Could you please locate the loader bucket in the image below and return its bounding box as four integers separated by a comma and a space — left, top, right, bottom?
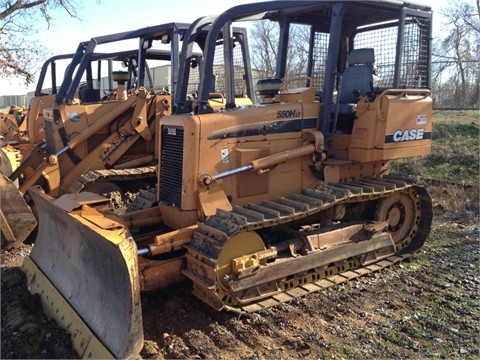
0, 174, 37, 248
23, 188, 143, 359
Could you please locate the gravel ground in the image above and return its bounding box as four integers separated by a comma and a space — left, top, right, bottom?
1, 184, 479, 359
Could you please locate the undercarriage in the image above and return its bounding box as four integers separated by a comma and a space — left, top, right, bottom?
184, 176, 432, 312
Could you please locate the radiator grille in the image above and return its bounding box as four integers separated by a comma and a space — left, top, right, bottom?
160, 126, 184, 207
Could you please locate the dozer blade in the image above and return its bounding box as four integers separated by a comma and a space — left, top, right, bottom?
23, 188, 143, 359
0, 174, 37, 248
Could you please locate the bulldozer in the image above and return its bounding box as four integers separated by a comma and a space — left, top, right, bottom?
0, 105, 27, 141
0, 47, 177, 247
1, 22, 253, 248
1, 52, 87, 144
0, 55, 64, 199
0, 53, 79, 247
23, 1, 434, 358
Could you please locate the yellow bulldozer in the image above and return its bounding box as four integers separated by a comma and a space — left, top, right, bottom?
1, 22, 253, 248
0, 105, 27, 141
0, 53, 80, 247
0, 52, 74, 196
0, 23, 194, 248
23, 1, 433, 358
0, 45, 178, 247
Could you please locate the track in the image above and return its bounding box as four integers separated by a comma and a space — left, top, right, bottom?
183, 176, 433, 313
69, 165, 156, 193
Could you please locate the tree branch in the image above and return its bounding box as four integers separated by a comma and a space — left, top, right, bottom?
0, 0, 48, 20
0, 58, 34, 84
463, 16, 480, 33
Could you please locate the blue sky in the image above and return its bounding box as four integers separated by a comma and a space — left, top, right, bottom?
1, 0, 256, 95
0, 0, 450, 96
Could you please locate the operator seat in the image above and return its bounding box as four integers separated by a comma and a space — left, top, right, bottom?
334, 48, 375, 133
78, 83, 101, 103
337, 48, 375, 114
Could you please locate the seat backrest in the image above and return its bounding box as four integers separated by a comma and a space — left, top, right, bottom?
78, 83, 101, 103
339, 48, 374, 104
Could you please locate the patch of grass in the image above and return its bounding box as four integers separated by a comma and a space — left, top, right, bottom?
444, 289, 462, 301
431, 186, 479, 223
399, 261, 423, 271
400, 324, 423, 339
378, 339, 392, 349
432, 110, 480, 125
425, 227, 460, 248
336, 345, 360, 358
432, 122, 479, 139
379, 328, 403, 346
423, 339, 434, 348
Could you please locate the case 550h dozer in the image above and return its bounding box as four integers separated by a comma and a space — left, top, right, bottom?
23, 1, 434, 358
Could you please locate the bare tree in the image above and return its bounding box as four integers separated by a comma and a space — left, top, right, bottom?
286, 24, 310, 77
249, 20, 279, 78
0, 0, 85, 85
433, 0, 480, 108
249, 21, 310, 79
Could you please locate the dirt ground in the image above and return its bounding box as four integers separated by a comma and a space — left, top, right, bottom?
1, 184, 479, 359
